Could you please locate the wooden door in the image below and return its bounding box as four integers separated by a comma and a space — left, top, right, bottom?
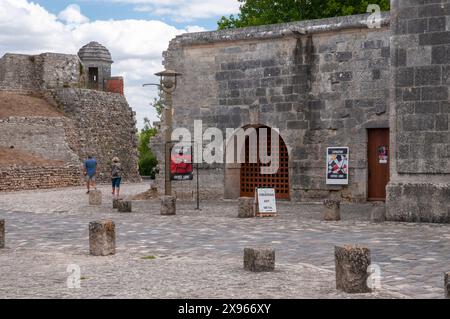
88, 67, 99, 90
240, 127, 290, 199
367, 128, 390, 201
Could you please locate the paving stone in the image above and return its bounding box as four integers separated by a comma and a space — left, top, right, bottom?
89, 220, 115, 256
0, 184, 449, 298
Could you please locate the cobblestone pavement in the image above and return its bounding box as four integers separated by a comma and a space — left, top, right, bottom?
0, 183, 449, 299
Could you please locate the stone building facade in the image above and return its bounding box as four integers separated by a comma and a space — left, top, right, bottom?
155, 13, 392, 202
0, 42, 140, 191
156, 2, 449, 222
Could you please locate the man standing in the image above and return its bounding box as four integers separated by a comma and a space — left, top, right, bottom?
84, 155, 98, 194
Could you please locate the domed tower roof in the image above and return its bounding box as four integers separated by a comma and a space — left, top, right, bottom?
78, 41, 113, 63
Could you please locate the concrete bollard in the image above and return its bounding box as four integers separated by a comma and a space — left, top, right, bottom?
445, 272, 450, 299
238, 197, 255, 218
370, 204, 386, 223
117, 200, 132, 213
243, 248, 275, 272
89, 220, 115, 256
112, 198, 122, 209
335, 245, 371, 293
161, 196, 176, 216
0, 219, 4, 249
89, 190, 102, 206
323, 199, 341, 221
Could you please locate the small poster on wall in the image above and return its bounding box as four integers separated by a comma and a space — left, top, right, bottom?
378, 146, 388, 164
326, 147, 349, 185
170, 145, 194, 181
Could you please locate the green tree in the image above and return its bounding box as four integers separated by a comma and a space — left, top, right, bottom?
138, 117, 158, 178
218, 0, 389, 30
137, 89, 166, 178
151, 89, 165, 119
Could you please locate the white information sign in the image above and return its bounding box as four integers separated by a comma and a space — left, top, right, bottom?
255, 188, 277, 214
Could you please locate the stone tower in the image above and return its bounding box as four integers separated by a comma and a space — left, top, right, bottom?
78, 41, 113, 91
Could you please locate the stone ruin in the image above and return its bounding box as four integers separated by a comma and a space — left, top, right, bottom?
0, 42, 140, 191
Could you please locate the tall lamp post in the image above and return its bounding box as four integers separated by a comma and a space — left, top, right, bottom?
154, 69, 182, 196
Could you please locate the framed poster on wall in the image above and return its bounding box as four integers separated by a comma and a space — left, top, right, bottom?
170, 144, 193, 181
326, 147, 349, 185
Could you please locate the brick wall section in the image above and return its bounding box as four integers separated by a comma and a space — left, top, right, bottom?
55, 88, 140, 182
105, 77, 124, 95
157, 13, 391, 202
387, 0, 450, 223
0, 165, 81, 192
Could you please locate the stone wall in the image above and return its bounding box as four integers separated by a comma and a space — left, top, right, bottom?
0, 53, 81, 93
0, 117, 80, 164
0, 165, 81, 192
157, 13, 391, 202
55, 88, 140, 182
387, 0, 450, 222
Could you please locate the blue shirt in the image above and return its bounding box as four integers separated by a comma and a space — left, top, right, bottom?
84, 158, 97, 177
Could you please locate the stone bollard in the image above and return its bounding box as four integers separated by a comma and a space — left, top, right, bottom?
89, 190, 102, 206
238, 197, 255, 218
161, 196, 176, 216
0, 219, 4, 249
243, 248, 275, 272
89, 220, 115, 256
445, 272, 450, 299
323, 199, 341, 221
335, 245, 371, 293
370, 205, 386, 223
112, 198, 122, 209
117, 200, 132, 213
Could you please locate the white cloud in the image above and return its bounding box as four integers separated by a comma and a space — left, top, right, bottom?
58, 4, 89, 25
107, 0, 240, 22
0, 0, 207, 128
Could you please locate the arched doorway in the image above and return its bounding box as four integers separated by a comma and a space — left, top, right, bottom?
240, 125, 290, 199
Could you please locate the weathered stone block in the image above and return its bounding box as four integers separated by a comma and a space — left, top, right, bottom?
89, 220, 115, 256
0, 219, 4, 249
243, 248, 275, 272
335, 245, 371, 293
112, 198, 122, 209
161, 196, 176, 216
323, 199, 341, 221
117, 200, 132, 213
238, 197, 255, 218
89, 190, 102, 206
370, 204, 386, 223
445, 272, 450, 299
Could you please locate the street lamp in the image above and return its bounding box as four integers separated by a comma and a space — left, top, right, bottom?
154, 69, 182, 196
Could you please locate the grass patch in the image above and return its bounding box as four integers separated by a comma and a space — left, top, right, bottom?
141, 255, 156, 260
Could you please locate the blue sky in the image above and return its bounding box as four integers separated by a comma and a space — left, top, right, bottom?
0, 0, 240, 128
32, 0, 237, 30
